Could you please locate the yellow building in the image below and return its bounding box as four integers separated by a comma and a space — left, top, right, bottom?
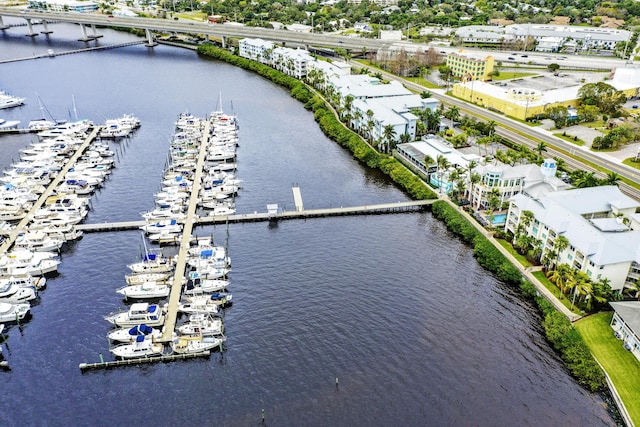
446, 51, 495, 82
452, 68, 640, 121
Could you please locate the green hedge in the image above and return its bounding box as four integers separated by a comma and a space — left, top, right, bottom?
520, 282, 606, 392
431, 201, 521, 284
197, 45, 437, 201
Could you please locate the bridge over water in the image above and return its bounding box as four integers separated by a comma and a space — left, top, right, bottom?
0, 7, 392, 51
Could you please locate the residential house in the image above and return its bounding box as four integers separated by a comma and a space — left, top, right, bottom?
610, 302, 640, 362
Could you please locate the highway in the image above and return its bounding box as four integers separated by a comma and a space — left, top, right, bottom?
3, 7, 638, 198
0, 7, 389, 51
0, 7, 632, 71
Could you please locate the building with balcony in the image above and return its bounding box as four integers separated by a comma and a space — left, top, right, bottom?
238, 38, 275, 64
506, 185, 640, 291
469, 158, 569, 211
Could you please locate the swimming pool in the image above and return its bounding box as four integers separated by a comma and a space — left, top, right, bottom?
492, 213, 507, 225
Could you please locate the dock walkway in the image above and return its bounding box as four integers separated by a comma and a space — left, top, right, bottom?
69, 200, 434, 234
159, 118, 212, 343
0, 127, 101, 253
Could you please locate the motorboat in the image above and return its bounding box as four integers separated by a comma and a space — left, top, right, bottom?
127, 253, 175, 274
125, 272, 172, 286
177, 298, 221, 316
110, 335, 164, 359
56, 179, 95, 195
139, 219, 182, 235
147, 231, 183, 245
14, 231, 64, 253
0, 281, 37, 303
0, 91, 25, 110
0, 119, 21, 130
116, 282, 171, 299
183, 292, 232, 307
183, 276, 229, 295
177, 314, 224, 337
105, 302, 165, 327
187, 266, 230, 280
0, 275, 46, 290
0, 250, 60, 276
28, 118, 56, 131
170, 335, 223, 354
107, 323, 162, 343
0, 302, 30, 323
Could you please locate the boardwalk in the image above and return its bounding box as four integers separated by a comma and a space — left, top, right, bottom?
68, 200, 435, 233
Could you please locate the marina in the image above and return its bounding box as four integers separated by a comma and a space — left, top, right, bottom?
0, 20, 616, 426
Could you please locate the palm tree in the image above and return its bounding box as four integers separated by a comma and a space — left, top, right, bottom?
603, 172, 621, 187
553, 234, 569, 269
352, 109, 362, 130
366, 109, 374, 141
399, 133, 411, 144
484, 120, 497, 137
382, 125, 396, 153
536, 142, 548, 157
424, 155, 435, 173
444, 105, 460, 122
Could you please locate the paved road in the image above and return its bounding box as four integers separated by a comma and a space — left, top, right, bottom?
363, 63, 640, 199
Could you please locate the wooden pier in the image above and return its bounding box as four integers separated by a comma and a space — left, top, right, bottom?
159, 118, 212, 343
79, 351, 211, 371
72, 200, 434, 233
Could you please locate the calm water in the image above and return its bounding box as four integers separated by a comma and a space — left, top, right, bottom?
0, 22, 615, 426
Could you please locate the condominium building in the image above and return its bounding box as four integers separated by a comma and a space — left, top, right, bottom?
271, 47, 314, 79
238, 38, 275, 64
469, 159, 569, 210
506, 185, 640, 291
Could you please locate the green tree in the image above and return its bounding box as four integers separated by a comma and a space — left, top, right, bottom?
548, 63, 560, 72
382, 125, 397, 153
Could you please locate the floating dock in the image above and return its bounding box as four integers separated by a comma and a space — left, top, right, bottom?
79, 351, 211, 371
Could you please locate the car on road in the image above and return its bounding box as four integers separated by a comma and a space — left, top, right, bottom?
521, 54, 528, 57
508, 56, 515, 60
633, 105, 639, 109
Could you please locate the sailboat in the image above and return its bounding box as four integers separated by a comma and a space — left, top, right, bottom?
28, 94, 56, 131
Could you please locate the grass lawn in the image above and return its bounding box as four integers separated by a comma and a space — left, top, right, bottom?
492, 72, 537, 80
575, 312, 640, 425
622, 158, 640, 170
581, 120, 606, 129
553, 133, 585, 146
404, 76, 441, 89
496, 239, 533, 267
532, 271, 583, 315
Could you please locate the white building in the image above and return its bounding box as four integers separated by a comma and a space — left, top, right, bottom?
396, 135, 481, 192
454, 24, 631, 52
271, 47, 315, 79
610, 301, 640, 362
470, 158, 570, 210
326, 74, 438, 144
238, 38, 275, 64
27, 0, 99, 12
506, 185, 640, 291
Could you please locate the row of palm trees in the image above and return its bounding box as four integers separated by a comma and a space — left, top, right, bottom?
545, 264, 613, 312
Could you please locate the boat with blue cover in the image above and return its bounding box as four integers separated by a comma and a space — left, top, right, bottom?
108, 323, 162, 343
